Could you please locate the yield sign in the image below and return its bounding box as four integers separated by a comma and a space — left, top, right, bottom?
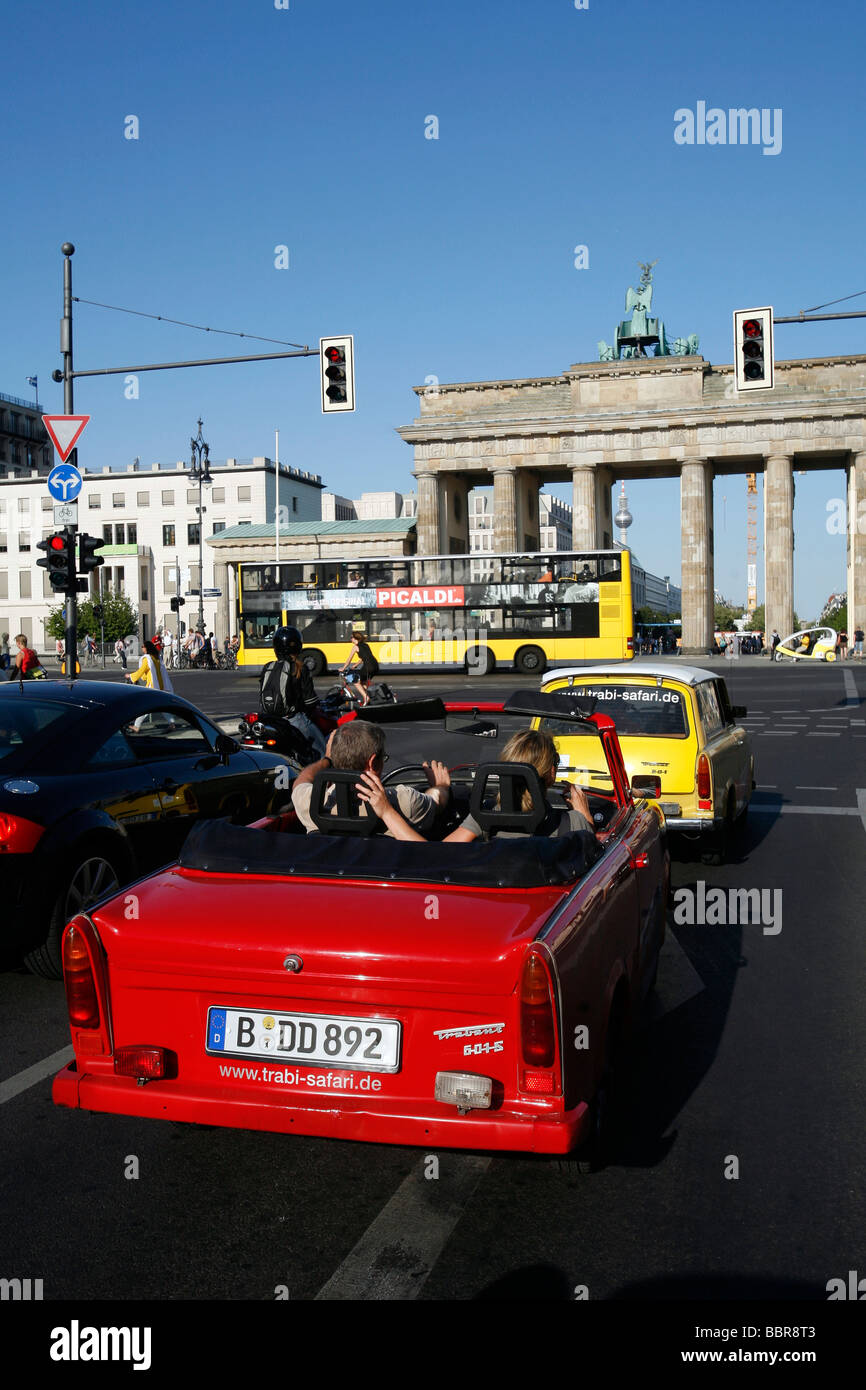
43, 414, 90, 463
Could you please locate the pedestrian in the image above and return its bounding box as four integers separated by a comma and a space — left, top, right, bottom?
163, 630, 174, 669
10, 634, 46, 681
770, 629, 780, 661
852, 626, 865, 659
837, 628, 848, 660
55, 637, 64, 664
204, 632, 216, 669
114, 636, 128, 670
84, 632, 96, 664
126, 639, 173, 691
0, 633, 9, 672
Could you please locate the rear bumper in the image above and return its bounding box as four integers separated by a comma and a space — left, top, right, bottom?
52, 1062, 589, 1155
661, 815, 724, 833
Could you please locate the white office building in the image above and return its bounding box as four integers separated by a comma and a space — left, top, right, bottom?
0, 454, 323, 652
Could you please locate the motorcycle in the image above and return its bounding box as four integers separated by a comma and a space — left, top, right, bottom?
237, 706, 338, 769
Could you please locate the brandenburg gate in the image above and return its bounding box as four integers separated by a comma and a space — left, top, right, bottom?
399, 352, 866, 655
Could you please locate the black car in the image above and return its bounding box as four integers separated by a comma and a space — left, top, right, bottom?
0, 680, 292, 978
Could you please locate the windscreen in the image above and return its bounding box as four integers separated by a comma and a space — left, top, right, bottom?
540, 683, 689, 738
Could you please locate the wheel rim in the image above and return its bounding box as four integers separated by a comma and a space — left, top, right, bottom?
65, 857, 121, 916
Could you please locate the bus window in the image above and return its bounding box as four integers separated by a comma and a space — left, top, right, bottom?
598, 555, 621, 581
241, 612, 282, 647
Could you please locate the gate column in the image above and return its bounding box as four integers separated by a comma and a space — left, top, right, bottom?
848, 451, 866, 639
571, 466, 597, 549
680, 458, 714, 655
492, 467, 519, 552
414, 471, 441, 555
764, 454, 794, 643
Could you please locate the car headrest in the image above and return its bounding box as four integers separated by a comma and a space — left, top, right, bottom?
468, 762, 549, 834
308, 769, 384, 837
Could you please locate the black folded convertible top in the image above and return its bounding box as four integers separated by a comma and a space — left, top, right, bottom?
178, 818, 602, 889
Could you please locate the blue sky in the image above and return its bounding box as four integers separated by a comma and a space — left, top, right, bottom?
3, 0, 864, 618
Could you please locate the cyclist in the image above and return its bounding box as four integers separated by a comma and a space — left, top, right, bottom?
259, 626, 327, 758
339, 630, 378, 708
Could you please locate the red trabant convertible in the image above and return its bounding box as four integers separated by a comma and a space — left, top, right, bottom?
53, 694, 669, 1160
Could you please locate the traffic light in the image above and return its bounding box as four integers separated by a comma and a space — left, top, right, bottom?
320, 335, 355, 413
733, 308, 774, 391
78, 533, 105, 576
37, 530, 75, 592
93, 605, 105, 624
170, 596, 186, 613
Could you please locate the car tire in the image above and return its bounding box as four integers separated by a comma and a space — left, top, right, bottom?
700, 791, 736, 867
514, 645, 546, 675
24, 848, 124, 980
303, 649, 326, 677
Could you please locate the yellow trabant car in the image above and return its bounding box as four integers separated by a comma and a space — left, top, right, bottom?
536, 664, 754, 863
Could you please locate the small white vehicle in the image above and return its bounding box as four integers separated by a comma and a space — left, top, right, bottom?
775, 627, 838, 662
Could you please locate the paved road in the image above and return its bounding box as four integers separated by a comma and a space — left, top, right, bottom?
1, 659, 864, 1304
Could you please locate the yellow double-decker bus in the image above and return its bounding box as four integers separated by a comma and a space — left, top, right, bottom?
236, 549, 634, 676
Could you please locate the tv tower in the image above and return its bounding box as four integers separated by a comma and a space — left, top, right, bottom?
614, 480, 633, 548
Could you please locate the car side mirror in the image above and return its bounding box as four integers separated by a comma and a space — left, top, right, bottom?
732, 705, 747, 719
215, 732, 240, 766
631, 774, 661, 799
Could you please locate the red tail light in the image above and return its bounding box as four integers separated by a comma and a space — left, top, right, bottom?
63, 922, 101, 1028
519, 949, 559, 1084
0, 813, 44, 854
114, 1046, 170, 1080
697, 754, 711, 803
62, 916, 112, 1057
626, 636, 634, 652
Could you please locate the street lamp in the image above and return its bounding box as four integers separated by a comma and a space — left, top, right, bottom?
189, 418, 212, 635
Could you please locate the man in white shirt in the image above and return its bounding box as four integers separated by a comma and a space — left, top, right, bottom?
292, 722, 449, 835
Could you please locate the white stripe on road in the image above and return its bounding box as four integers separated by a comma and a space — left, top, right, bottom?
795, 786, 837, 790
858, 790, 866, 839
843, 670, 859, 706
750, 805, 861, 816
0, 1046, 73, 1106
315, 1154, 491, 1300
807, 732, 841, 737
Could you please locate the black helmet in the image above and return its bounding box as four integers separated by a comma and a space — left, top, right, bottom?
273, 626, 303, 660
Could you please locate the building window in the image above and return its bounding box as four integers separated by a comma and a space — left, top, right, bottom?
0, 534, 6, 553
292, 496, 298, 513
137, 491, 149, 506
161, 490, 174, 506
17, 498, 30, 520
103, 525, 113, 543
188, 523, 200, 545
20, 571, 31, 598
213, 520, 226, 534
0, 572, 7, 599
41, 497, 53, 512
163, 566, 177, 593
18, 532, 30, 551
127, 523, 137, 544
140, 572, 148, 600
237, 486, 251, 502
187, 490, 199, 505
212, 487, 225, 503
89, 495, 101, 509
112, 493, 125, 507
163, 524, 175, 546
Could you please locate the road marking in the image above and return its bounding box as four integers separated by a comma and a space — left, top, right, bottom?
750, 805, 861, 816
858, 790, 866, 839
758, 731, 797, 736
795, 785, 837, 790
315, 1154, 491, 1300
0, 1046, 74, 1106
647, 933, 705, 1023
806, 732, 840, 737
843, 670, 859, 706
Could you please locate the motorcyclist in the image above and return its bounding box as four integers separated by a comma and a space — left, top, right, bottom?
258, 626, 327, 759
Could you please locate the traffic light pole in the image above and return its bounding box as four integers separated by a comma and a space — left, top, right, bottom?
60, 243, 79, 685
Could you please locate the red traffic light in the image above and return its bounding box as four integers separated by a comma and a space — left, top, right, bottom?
742, 319, 763, 338
49, 535, 65, 551
324, 346, 344, 362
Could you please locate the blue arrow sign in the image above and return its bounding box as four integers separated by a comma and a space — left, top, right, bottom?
47, 464, 83, 503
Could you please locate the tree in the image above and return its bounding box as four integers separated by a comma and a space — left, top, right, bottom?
714, 601, 743, 631
820, 594, 847, 631
45, 590, 138, 645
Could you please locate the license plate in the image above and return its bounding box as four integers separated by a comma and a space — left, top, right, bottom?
206, 1007, 401, 1072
